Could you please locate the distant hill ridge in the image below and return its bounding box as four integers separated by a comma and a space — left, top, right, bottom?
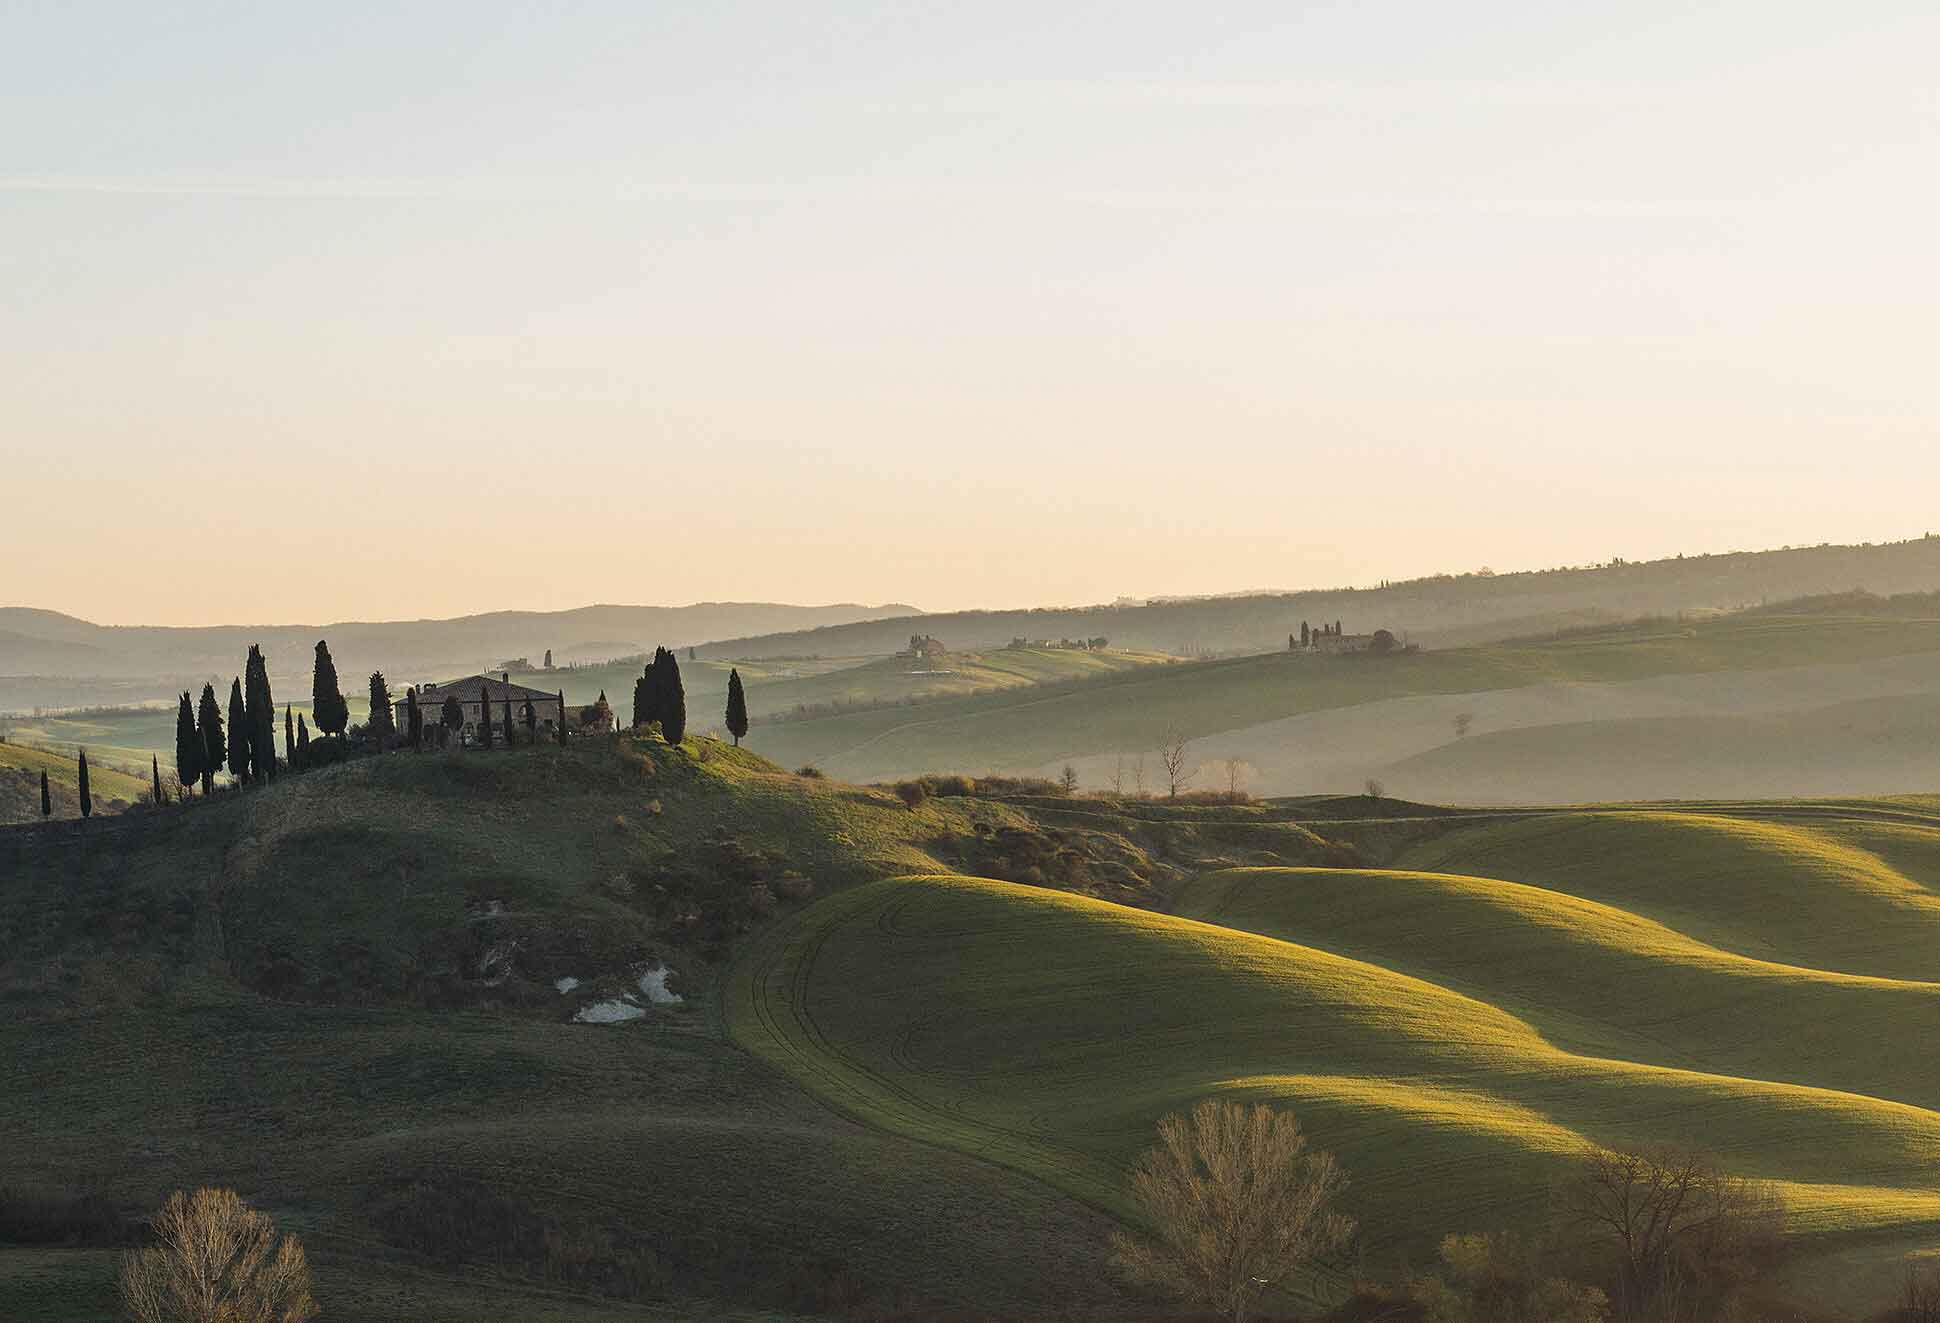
700, 535, 1940, 660
0, 601, 919, 682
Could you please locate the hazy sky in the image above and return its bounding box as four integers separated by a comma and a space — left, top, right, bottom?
5, 2, 1938, 625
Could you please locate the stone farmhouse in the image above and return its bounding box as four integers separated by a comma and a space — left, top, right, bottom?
400, 673, 566, 740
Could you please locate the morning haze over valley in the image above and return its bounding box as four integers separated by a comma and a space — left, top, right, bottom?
7, 4, 1940, 1322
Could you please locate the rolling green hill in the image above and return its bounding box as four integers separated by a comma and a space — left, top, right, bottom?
730, 799, 1940, 1313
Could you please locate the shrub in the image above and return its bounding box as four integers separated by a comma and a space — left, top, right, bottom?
927, 773, 977, 797
893, 780, 931, 810
795, 765, 824, 779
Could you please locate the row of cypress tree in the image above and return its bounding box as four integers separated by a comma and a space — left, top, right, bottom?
170, 644, 285, 794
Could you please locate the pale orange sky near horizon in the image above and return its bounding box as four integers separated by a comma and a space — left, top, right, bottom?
5, 3, 1938, 627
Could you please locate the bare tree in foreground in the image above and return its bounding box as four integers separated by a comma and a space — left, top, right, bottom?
1112, 1098, 1353, 1323
1564, 1146, 1780, 1321
1159, 726, 1193, 799
121, 1187, 317, 1323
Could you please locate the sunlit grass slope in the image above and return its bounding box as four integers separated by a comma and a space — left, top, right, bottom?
728, 872, 1940, 1301
0, 741, 147, 822
1397, 808, 1940, 981
1172, 866, 1940, 1108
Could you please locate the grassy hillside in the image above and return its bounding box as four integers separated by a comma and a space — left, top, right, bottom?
742, 613, 1940, 786
2, 738, 1353, 1321
0, 741, 146, 823
730, 799, 1940, 1312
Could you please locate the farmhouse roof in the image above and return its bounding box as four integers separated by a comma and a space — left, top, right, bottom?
408, 675, 560, 705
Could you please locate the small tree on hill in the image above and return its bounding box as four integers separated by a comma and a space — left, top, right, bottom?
227, 680, 249, 785
725, 668, 749, 745
1060, 764, 1079, 794
77, 749, 92, 819
544, 648, 552, 669
152, 755, 163, 806
197, 683, 225, 794
368, 672, 396, 746
556, 690, 568, 746
175, 692, 203, 795
1112, 1099, 1353, 1323
311, 640, 348, 738
296, 714, 311, 763
119, 1187, 317, 1323
1159, 726, 1193, 799
284, 706, 296, 771
479, 684, 494, 748
40, 769, 50, 817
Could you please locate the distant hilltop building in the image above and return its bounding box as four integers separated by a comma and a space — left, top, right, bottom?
1293, 622, 1401, 655
400, 673, 565, 740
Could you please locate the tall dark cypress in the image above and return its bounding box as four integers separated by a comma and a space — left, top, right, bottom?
77, 750, 92, 819
479, 683, 494, 748
197, 682, 225, 794
725, 668, 748, 746
369, 671, 396, 745
406, 687, 422, 751
556, 690, 568, 747
152, 755, 163, 806
40, 770, 50, 817
175, 691, 203, 793
522, 700, 536, 740
297, 713, 311, 762
228, 679, 249, 784
244, 644, 275, 782
504, 695, 516, 748
659, 649, 686, 745
632, 661, 652, 730
285, 706, 296, 770
312, 640, 349, 737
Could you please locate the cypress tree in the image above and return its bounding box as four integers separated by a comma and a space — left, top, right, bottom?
441, 694, 463, 740
197, 682, 225, 794
77, 750, 91, 819
556, 690, 568, 746
406, 687, 422, 751
369, 672, 396, 746
228, 679, 249, 784
660, 649, 686, 745
285, 706, 296, 770
1335, 619, 1343, 637
312, 640, 349, 737
632, 661, 652, 730
152, 754, 163, 806
479, 683, 494, 748
244, 644, 275, 782
504, 695, 516, 748
725, 669, 748, 746
522, 700, 536, 740
297, 713, 311, 763
40, 770, 50, 817
175, 691, 202, 793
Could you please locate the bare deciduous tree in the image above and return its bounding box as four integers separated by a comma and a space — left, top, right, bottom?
1364, 778, 1384, 800
1112, 1099, 1353, 1323
1059, 764, 1079, 794
1110, 755, 1126, 797
1563, 1146, 1780, 1321
1132, 754, 1147, 797
1222, 757, 1249, 800
1453, 711, 1473, 739
1159, 727, 1193, 799
120, 1188, 317, 1323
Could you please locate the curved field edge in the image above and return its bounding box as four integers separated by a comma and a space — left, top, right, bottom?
725, 874, 1940, 1307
